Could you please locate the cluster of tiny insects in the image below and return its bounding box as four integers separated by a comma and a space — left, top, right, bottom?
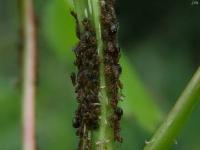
70, 0, 123, 148
71, 11, 101, 150
100, 0, 123, 142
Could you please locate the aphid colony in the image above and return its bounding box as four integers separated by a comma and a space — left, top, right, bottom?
71, 0, 123, 148
71, 12, 101, 150
100, 0, 123, 142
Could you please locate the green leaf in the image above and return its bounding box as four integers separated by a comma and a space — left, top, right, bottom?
120, 55, 163, 132
42, 0, 77, 62
66, 0, 74, 9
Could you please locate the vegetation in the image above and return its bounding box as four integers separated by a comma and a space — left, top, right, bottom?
0, 0, 199, 150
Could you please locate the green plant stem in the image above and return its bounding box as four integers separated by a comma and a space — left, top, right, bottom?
144, 67, 200, 150
21, 0, 37, 150
91, 0, 113, 149
73, 0, 113, 149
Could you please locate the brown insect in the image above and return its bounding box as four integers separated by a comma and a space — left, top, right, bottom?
72, 118, 80, 128
115, 107, 123, 120
107, 41, 115, 52
82, 19, 91, 31
117, 80, 123, 89
70, 72, 76, 86
81, 31, 91, 41
70, 11, 81, 39
110, 23, 118, 34
112, 64, 122, 79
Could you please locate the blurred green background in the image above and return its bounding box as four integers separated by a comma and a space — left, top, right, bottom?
0, 0, 200, 149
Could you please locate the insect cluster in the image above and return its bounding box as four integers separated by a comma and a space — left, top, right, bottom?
71, 12, 101, 150
100, 0, 123, 142
71, 0, 123, 148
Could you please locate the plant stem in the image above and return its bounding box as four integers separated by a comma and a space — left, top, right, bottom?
73, 0, 113, 149
22, 0, 37, 149
144, 67, 200, 150
91, 0, 113, 149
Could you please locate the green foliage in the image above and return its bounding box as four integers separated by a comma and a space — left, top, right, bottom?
0, 85, 21, 150
42, 0, 77, 62
120, 55, 162, 131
